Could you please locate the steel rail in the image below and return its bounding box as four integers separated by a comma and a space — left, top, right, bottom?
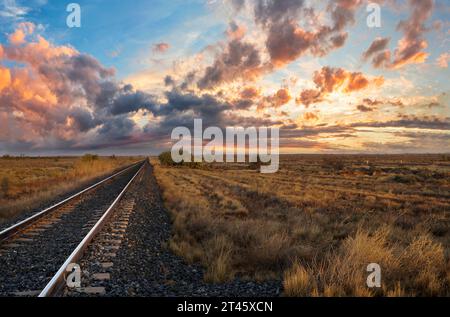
38, 161, 146, 297
0, 160, 144, 243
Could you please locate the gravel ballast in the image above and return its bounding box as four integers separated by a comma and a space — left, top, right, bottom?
70, 162, 282, 297
0, 164, 142, 296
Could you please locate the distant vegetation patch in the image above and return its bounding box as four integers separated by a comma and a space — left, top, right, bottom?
158, 151, 199, 168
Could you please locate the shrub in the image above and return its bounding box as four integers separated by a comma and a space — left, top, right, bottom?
249, 156, 272, 170
158, 151, 199, 168
1, 177, 9, 198
322, 157, 345, 171
159, 151, 178, 166
81, 154, 99, 162
389, 174, 418, 184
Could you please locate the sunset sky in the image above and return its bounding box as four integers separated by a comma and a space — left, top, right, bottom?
0, 0, 449, 155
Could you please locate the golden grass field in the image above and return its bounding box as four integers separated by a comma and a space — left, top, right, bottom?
152, 154, 450, 297
0, 155, 138, 223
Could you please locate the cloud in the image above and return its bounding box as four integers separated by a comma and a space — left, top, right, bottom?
297, 89, 323, 107
350, 115, 450, 130
298, 66, 384, 107
356, 104, 374, 112
363, 98, 383, 106
197, 39, 266, 89
0, 66, 11, 91
256, 88, 292, 111
436, 52, 450, 68
0, 23, 163, 151
109, 87, 157, 116
0, 0, 29, 20
362, 37, 390, 61
226, 21, 246, 40
364, 0, 434, 69
152, 42, 170, 54
230, 0, 246, 12
391, 0, 433, 68
194, 0, 369, 91
253, 0, 361, 68
240, 86, 260, 99
8, 21, 34, 45
303, 112, 319, 121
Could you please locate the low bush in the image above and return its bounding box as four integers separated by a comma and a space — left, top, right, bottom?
322, 157, 345, 172
81, 154, 99, 162
1, 177, 9, 198
159, 152, 179, 167
158, 151, 199, 168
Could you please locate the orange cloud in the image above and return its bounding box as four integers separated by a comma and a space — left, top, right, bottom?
303, 112, 319, 121
0, 23, 119, 146
272, 88, 291, 107
297, 89, 322, 107
298, 67, 384, 107
345, 72, 369, 92
257, 88, 292, 111
240, 86, 260, 99
9, 29, 26, 45
364, 0, 434, 69
255, 0, 362, 68
8, 22, 35, 45
0, 67, 11, 91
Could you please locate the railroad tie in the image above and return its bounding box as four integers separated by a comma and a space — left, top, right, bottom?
92, 273, 111, 281
101, 262, 114, 269
77, 287, 106, 295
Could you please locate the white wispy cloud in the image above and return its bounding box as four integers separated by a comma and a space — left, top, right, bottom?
0, 0, 29, 20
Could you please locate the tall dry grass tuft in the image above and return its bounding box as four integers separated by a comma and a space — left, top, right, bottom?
283, 262, 314, 297
204, 235, 234, 283
283, 228, 447, 297
399, 235, 446, 295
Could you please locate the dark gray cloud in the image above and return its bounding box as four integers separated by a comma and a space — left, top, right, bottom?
350, 115, 450, 130
109, 88, 157, 116
254, 0, 363, 67
357, 104, 374, 112
254, 0, 305, 26
197, 39, 265, 89
363, 37, 391, 61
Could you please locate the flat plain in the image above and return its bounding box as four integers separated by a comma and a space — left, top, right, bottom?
152, 154, 450, 296
0, 156, 137, 223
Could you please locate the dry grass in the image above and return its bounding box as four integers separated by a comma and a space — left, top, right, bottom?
0, 156, 138, 222
152, 154, 449, 296
284, 228, 447, 296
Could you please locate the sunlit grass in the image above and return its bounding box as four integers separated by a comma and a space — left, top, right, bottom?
0, 156, 138, 222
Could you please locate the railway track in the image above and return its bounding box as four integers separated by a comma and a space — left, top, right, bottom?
0, 160, 146, 297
